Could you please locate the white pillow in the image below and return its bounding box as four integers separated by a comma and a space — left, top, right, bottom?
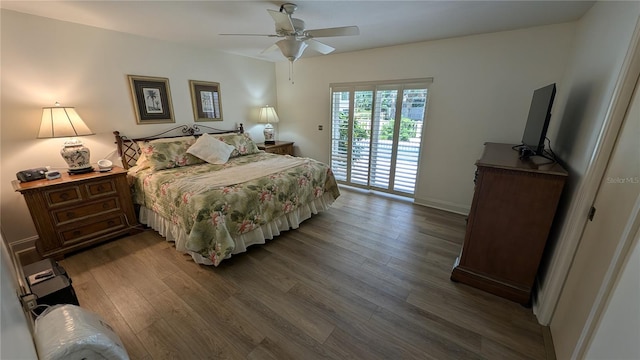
187, 133, 235, 164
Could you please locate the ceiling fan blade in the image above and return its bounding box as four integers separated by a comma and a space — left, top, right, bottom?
261, 43, 279, 54
305, 39, 335, 55
219, 33, 278, 37
267, 9, 295, 33
305, 26, 359, 38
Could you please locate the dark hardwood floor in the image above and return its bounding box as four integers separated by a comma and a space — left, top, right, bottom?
59, 186, 553, 359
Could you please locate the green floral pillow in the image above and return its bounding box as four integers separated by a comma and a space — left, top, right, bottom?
139, 136, 204, 171
214, 133, 260, 158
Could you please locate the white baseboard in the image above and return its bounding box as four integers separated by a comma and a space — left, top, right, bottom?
8, 236, 37, 251
414, 197, 470, 216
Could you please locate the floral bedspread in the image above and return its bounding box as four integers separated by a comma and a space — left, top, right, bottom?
129, 152, 340, 265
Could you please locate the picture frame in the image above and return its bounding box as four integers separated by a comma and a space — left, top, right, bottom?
189, 80, 223, 122
128, 75, 175, 124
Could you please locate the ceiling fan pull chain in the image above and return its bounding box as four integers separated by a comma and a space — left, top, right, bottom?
289, 60, 295, 84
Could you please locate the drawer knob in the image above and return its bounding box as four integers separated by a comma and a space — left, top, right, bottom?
66, 211, 75, 218
73, 230, 82, 236
102, 202, 109, 209
107, 220, 115, 226
60, 193, 70, 200
97, 185, 105, 192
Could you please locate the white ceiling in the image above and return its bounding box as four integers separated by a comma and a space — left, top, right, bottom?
1, 1, 595, 62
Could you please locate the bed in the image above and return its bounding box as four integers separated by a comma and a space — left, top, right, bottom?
114, 124, 340, 266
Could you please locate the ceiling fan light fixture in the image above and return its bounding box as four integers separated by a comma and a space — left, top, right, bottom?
276, 38, 308, 62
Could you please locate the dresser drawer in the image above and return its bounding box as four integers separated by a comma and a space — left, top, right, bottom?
85, 179, 117, 198
271, 145, 292, 155
52, 198, 120, 225
45, 186, 82, 207
258, 141, 294, 156
59, 214, 126, 245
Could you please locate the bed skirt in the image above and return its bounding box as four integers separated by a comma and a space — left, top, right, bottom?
138, 192, 337, 265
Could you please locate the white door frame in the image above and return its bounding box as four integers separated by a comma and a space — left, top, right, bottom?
534, 17, 640, 324
577, 195, 640, 359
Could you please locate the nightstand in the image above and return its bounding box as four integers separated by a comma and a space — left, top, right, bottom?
257, 141, 294, 156
12, 167, 139, 259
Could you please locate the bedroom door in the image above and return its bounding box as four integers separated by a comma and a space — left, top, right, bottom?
330, 79, 430, 196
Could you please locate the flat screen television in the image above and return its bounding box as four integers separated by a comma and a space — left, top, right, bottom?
521, 83, 556, 156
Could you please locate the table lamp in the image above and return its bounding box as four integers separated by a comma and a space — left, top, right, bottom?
258, 105, 279, 145
38, 102, 95, 174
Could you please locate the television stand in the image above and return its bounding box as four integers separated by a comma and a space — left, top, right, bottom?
451, 142, 567, 304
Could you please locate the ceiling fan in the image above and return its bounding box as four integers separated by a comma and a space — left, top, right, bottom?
221, 3, 359, 62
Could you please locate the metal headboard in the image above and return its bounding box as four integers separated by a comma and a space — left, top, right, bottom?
114, 123, 244, 170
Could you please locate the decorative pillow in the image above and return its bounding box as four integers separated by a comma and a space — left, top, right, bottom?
127, 151, 148, 174
214, 133, 260, 158
138, 136, 204, 171
134, 141, 150, 168
187, 133, 235, 164
135, 136, 194, 166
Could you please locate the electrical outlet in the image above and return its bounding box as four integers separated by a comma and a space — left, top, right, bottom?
318, 125, 323, 131
20, 293, 37, 311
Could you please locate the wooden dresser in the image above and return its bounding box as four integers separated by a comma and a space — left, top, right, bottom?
257, 141, 294, 156
12, 167, 139, 259
451, 143, 567, 304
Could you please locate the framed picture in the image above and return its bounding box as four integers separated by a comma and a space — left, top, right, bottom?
189, 80, 223, 122
128, 75, 175, 124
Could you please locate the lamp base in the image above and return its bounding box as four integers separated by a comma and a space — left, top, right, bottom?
263, 123, 275, 144
61, 139, 92, 174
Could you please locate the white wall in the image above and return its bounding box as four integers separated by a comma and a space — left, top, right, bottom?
273, 23, 575, 213
0, 10, 276, 244
546, 3, 640, 178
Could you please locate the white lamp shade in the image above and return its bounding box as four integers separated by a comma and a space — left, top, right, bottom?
258, 106, 280, 124
38, 104, 94, 139
38, 103, 95, 172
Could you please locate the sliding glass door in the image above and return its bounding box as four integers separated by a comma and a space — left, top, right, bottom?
331, 79, 430, 196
